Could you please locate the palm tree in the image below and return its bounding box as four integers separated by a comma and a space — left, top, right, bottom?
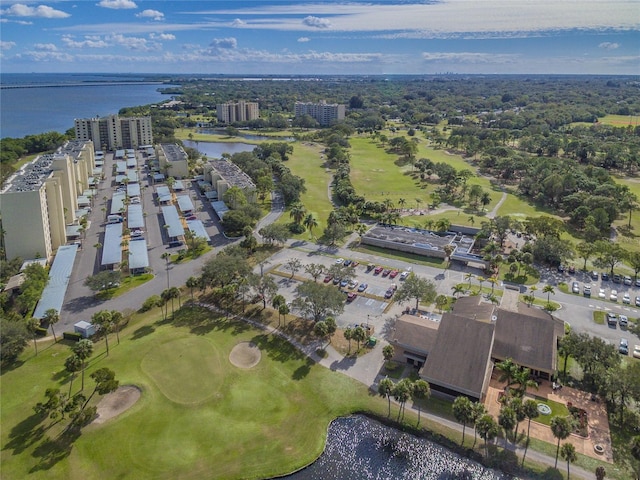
476, 414, 499, 458
64, 354, 83, 397
398, 198, 406, 210
72, 339, 94, 391
435, 218, 451, 232
522, 399, 540, 466
412, 379, 430, 426
543, 285, 555, 304
512, 368, 538, 397
26, 318, 40, 355
393, 378, 413, 421
470, 402, 486, 448
289, 202, 307, 226
465, 272, 474, 289
378, 377, 394, 417
92, 310, 114, 355
496, 358, 519, 393
451, 284, 466, 298
42, 308, 60, 342
355, 223, 368, 245
452, 396, 474, 445
186, 276, 199, 301
303, 213, 318, 238
498, 406, 517, 443
278, 303, 290, 327
161, 252, 171, 289
560, 442, 577, 479
551, 416, 573, 468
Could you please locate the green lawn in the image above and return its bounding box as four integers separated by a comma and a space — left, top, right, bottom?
529, 396, 570, 427
1, 306, 383, 480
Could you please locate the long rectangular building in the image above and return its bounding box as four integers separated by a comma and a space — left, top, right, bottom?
294, 101, 345, 126
216, 101, 259, 124
0, 141, 95, 260
74, 114, 153, 150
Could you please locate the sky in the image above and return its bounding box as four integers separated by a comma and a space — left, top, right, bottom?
0, 0, 638, 75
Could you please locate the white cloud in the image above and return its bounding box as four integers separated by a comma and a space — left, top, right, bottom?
599, 42, 620, 50
231, 18, 245, 27
302, 16, 331, 29
33, 43, 57, 51
150, 33, 175, 40
1, 41, 16, 50
0, 18, 33, 25
62, 35, 108, 49
136, 9, 163, 21
1, 3, 70, 18
210, 37, 237, 50
108, 34, 158, 51
97, 0, 137, 9
297, 37, 310, 43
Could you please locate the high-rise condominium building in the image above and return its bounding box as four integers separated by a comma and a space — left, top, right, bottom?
216, 101, 260, 124
294, 101, 345, 126
74, 114, 153, 150
0, 141, 95, 261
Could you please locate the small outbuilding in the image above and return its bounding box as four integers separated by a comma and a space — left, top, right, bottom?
74, 321, 96, 338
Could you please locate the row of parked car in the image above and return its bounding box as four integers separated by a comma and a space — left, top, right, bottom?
572, 281, 640, 306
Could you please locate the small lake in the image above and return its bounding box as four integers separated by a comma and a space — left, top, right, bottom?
280, 415, 516, 480
182, 140, 255, 158
196, 128, 295, 142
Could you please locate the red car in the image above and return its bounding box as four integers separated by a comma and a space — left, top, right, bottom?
389, 270, 399, 279
323, 274, 333, 283
374, 266, 383, 274
351, 261, 359, 267
382, 269, 391, 277
346, 292, 357, 302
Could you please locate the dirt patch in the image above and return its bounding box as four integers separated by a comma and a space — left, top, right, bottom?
229, 341, 261, 369
93, 385, 141, 424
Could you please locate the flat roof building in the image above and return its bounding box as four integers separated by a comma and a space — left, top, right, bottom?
156, 144, 189, 179
74, 114, 153, 151
294, 101, 345, 126
32, 244, 78, 319
216, 101, 259, 124
161, 205, 184, 239
0, 141, 94, 260
101, 223, 122, 268
128, 238, 149, 273
203, 159, 256, 202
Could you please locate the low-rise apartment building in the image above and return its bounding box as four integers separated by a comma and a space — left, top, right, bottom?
203, 159, 256, 203
156, 143, 189, 179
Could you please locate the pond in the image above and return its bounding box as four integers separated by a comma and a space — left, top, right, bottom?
281, 415, 517, 480
195, 128, 296, 142
182, 140, 255, 158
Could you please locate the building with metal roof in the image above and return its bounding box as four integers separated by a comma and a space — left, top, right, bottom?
128, 238, 149, 272
101, 223, 123, 267
211, 201, 230, 220
127, 204, 144, 229
32, 244, 79, 319
187, 220, 210, 243
156, 185, 172, 203
127, 183, 141, 197
111, 192, 126, 215
161, 205, 185, 238
177, 195, 194, 213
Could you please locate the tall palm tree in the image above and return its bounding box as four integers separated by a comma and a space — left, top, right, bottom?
42, 308, 60, 342
496, 358, 519, 392
186, 276, 199, 301
378, 377, 394, 417
289, 202, 307, 225
560, 442, 577, 478
398, 198, 406, 210
412, 379, 430, 426
465, 272, 474, 288
543, 285, 555, 304
522, 399, 539, 466
72, 339, 94, 391
550, 416, 573, 468
451, 284, 466, 298
303, 213, 318, 237
512, 368, 538, 397
452, 396, 474, 445
161, 252, 171, 289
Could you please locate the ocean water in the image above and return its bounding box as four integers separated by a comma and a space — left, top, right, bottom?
282, 416, 516, 480
0, 73, 174, 139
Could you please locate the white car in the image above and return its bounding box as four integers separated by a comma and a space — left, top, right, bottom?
335, 258, 344, 264
633, 345, 640, 359
400, 271, 410, 280
610, 290, 618, 302
598, 288, 606, 299
623, 293, 631, 304
619, 315, 629, 327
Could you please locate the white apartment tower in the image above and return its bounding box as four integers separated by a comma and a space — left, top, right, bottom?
74, 114, 153, 150
0, 141, 95, 260
294, 101, 345, 126
216, 101, 260, 124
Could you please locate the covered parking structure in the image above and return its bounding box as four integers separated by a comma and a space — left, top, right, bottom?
32, 244, 79, 320
111, 192, 126, 215
127, 183, 141, 197
211, 200, 229, 220
187, 219, 210, 243
177, 195, 194, 214
156, 185, 172, 204
101, 223, 123, 268
127, 204, 144, 230
161, 205, 185, 239
128, 239, 149, 274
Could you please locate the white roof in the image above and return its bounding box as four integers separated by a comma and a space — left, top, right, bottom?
101, 223, 123, 266
161, 205, 184, 238
32, 245, 78, 319
177, 195, 194, 213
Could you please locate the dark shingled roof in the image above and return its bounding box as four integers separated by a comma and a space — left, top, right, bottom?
421, 314, 495, 398
391, 314, 440, 356
493, 308, 564, 373
450, 295, 496, 322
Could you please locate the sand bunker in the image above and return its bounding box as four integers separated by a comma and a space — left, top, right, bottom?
93, 385, 141, 424
229, 342, 261, 369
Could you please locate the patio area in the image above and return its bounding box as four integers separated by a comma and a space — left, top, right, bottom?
485, 374, 613, 463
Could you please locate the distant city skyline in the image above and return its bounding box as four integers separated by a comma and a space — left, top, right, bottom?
0, 0, 638, 75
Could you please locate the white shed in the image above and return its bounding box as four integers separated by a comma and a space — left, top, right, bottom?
74, 321, 96, 338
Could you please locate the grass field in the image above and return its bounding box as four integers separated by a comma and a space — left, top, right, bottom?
1, 305, 384, 480
571, 114, 640, 128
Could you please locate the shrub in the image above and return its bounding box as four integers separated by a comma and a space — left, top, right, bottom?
63, 331, 82, 342
35, 327, 48, 337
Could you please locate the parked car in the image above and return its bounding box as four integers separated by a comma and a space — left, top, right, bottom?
591, 271, 599, 281
571, 282, 579, 294
568, 265, 576, 274
346, 292, 357, 302
624, 275, 633, 286
357, 283, 368, 292
636, 296, 640, 307
619, 315, 629, 327
351, 261, 359, 267
400, 271, 410, 280
340, 279, 349, 288
333, 277, 341, 285
601, 272, 610, 281
583, 285, 591, 297
382, 269, 391, 277
633, 345, 640, 359
131, 230, 143, 237
366, 264, 376, 272
389, 270, 399, 279
130, 197, 141, 204
598, 288, 606, 299
335, 258, 344, 264
186, 215, 197, 221
374, 266, 383, 274
348, 279, 358, 289
607, 312, 617, 326
557, 264, 565, 273
635, 277, 640, 288
343, 259, 352, 267
619, 338, 629, 355
610, 289, 618, 302
384, 288, 395, 299
623, 293, 631, 304
613, 274, 622, 284
323, 274, 333, 283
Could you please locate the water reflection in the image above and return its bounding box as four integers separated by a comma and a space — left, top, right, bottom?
182, 140, 255, 158
195, 128, 295, 142
280, 415, 516, 480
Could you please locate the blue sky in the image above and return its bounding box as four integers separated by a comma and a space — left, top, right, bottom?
0, 0, 638, 74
